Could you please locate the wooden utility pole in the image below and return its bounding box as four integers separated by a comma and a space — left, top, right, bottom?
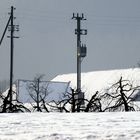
8, 6, 19, 110
9, 6, 14, 109
0, 6, 19, 112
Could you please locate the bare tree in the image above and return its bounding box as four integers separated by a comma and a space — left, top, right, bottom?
46, 88, 80, 112
102, 77, 140, 112
0, 89, 30, 113
47, 89, 102, 113
46, 89, 74, 112
84, 91, 102, 112
27, 74, 49, 112
48, 77, 140, 112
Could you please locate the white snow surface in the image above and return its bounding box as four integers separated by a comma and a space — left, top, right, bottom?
0, 112, 140, 140
52, 68, 140, 100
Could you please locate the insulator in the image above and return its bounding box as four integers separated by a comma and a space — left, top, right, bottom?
73, 13, 74, 18
82, 13, 84, 18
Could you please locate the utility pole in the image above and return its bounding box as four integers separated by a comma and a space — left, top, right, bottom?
0, 6, 19, 112
72, 13, 87, 111
7, 6, 19, 110
9, 6, 14, 109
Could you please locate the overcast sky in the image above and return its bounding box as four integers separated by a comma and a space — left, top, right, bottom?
0, 0, 140, 81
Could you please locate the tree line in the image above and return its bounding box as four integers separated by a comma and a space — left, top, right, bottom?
0, 75, 140, 113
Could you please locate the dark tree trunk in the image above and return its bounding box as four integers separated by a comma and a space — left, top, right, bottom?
119, 77, 129, 111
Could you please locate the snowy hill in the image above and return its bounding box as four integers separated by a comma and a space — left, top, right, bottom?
52, 68, 140, 100
3, 68, 140, 111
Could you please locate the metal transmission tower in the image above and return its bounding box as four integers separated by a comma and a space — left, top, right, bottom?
72, 13, 87, 109
0, 6, 19, 111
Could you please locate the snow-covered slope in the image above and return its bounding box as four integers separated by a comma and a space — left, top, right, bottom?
3, 68, 140, 110
52, 68, 140, 100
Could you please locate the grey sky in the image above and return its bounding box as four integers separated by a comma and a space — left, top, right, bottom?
0, 0, 140, 81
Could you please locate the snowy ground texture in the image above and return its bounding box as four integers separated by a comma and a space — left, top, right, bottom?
0, 112, 140, 140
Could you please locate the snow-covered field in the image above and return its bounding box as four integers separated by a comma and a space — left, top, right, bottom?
0, 112, 140, 140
